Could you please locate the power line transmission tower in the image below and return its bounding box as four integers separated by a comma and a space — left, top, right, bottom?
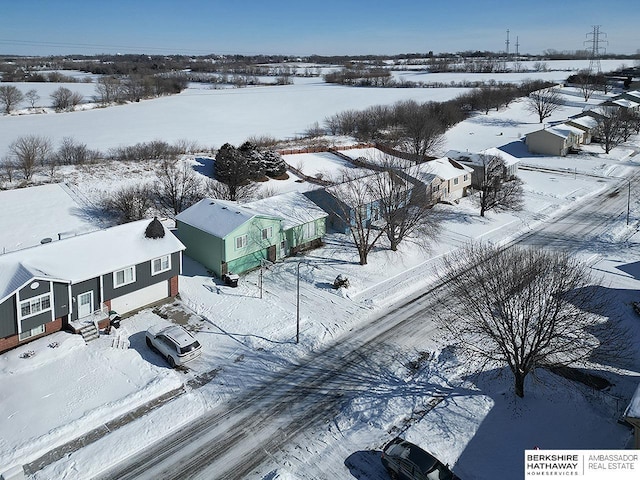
502, 29, 510, 71
514, 36, 521, 72
584, 25, 607, 74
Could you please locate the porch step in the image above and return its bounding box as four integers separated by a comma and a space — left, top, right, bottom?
79, 323, 99, 343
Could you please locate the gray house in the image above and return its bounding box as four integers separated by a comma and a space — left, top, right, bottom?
0, 219, 185, 353
446, 148, 519, 189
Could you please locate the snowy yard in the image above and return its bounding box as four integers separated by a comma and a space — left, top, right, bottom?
1, 62, 640, 479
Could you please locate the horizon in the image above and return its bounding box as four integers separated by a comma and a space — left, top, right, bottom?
1, 0, 639, 58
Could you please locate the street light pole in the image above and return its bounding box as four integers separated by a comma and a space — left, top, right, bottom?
296, 261, 301, 344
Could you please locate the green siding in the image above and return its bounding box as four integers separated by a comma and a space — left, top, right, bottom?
176, 220, 225, 276
286, 218, 326, 249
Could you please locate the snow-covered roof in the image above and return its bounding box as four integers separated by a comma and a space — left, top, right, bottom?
176, 198, 278, 238
0, 183, 101, 254
420, 157, 473, 181
0, 219, 185, 302
243, 192, 327, 231
446, 148, 520, 168
405, 163, 438, 186
530, 124, 583, 140
325, 171, 410, 208
608, 98, 640, 109
566, 115, 600, 129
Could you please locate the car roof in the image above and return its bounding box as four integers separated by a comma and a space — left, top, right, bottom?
385, 438, 439, 473
159, 325, 197, 347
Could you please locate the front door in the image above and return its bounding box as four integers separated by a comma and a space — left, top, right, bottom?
77, 291, 93, 318
267, 245, 276, 262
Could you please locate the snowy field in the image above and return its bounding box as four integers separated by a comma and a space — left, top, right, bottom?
1, 63, 640, 479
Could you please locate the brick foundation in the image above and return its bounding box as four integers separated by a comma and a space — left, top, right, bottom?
169, 276, 179, 297
0, 317, 64, 354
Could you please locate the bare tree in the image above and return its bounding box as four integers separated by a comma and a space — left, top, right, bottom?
95, 76, 123, 105
0, 85, 24, 114
51, 87, 83, 112
573, 70, 597, 102
326, 170, 387, 265
374, 155, 441, 251
154, 159, 204, 218
475, 154, 524, 217
525, 86, 563, 123
104, 185, 154, 223
206, 178, 258, 202
595, 106, 626, 154
25, 89, 40, 109
1, 156, 15, 183
8, 135, 52, 180
437, 244, 628, 398
395, 100, 446, 157
55, 137, 94, 165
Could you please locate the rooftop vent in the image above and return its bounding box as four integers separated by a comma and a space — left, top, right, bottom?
145, 217, 165, 239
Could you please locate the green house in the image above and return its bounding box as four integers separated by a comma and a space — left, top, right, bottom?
176, 198, 284, 277
244, 192, 328, 256
176, 193, 327, 278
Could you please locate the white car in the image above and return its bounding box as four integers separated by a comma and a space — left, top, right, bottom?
145, 325, 202, 367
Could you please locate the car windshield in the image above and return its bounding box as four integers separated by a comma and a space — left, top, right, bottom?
179, 340, 200, 355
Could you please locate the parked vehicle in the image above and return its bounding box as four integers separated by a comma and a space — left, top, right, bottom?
381, 437, 460, 480
145, 325, 202, 367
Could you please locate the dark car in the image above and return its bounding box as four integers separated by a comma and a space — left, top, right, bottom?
381, 437, 460, 480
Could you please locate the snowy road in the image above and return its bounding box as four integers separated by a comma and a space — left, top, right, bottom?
94, 284, 444, 480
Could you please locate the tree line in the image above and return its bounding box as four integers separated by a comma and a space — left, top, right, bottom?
323, 80, 556, 157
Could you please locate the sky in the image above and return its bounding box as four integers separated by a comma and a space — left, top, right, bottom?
0, 0, 639, 57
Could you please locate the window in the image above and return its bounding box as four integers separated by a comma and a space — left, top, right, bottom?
453, 178, 459, 185
152, 255, 171, 275
464, 174, 468, 181
261, 226, 273, 240
235, 234, 248, 249
19, 293, 51, 319
114, 266, 136, 288
19, 324, 45, 341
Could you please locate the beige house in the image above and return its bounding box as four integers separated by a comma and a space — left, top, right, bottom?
566, 115, 600, 144
419, 157, 472, 202
525, 124, 583, 156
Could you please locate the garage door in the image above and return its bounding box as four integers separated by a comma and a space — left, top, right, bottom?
110, 281, 168, 314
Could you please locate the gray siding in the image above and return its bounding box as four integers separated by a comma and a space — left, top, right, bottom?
71, 278, 100, 320
22, 310, 52, 331
19, 280, 50, 300
102, 252, 180, 301
53, 282, 70, 319
0, 295, 17, 338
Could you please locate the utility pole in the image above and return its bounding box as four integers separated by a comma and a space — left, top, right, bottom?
627, 180, 631, 226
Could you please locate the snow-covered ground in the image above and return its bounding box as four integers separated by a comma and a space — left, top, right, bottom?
1, 66, 640, 479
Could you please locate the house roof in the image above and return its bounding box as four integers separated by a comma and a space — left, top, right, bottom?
566, 115, 600, 130
243, 192, 327, 231
420, 157, 473, 181
176, 198, 279, 238
0, 183, 101, 254
528, 124, 582, 140
446, 148, 520, 168
607, 98, 640, 109
0, 219, 185, 303
325, 171, 410, 208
